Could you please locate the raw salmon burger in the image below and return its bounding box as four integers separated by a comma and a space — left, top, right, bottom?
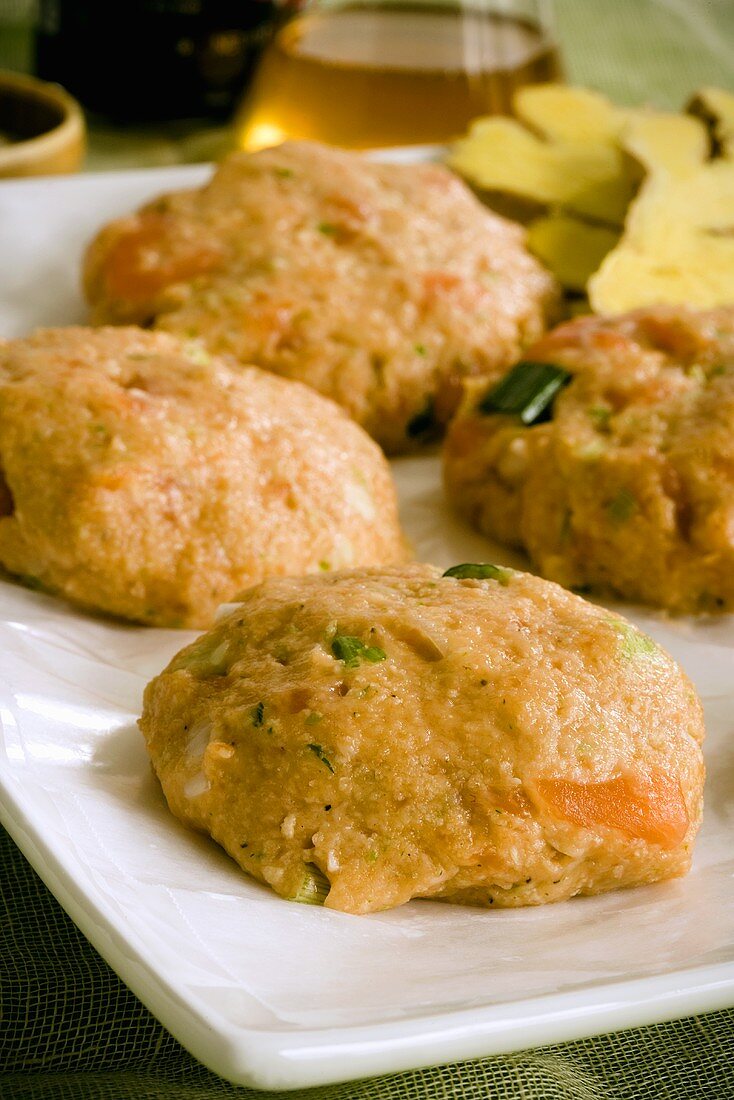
140, 563, 704, 914
83, 141, 559, 453
0, 327, 406, 628
444, 305, 734, 613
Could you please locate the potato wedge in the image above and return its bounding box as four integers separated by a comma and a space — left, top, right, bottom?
527, 214, 619, 293
590, 91, 734, 312
448, 84, 638, 225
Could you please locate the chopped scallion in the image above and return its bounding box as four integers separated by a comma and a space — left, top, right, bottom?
443, 563, 513, 584
331, 634, 386, 668
289, 864, 330, 905
308, 743, 334, 772
609, 618, 660, 660
172, 636, 230, 677
606, 489, 637, 523
607, 620, 660, 660
588, 405, 612, 429
620, 631, 659, 659
479, 361, 571, 424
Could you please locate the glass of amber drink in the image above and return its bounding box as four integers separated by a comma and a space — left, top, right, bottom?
236, 0, 562, 151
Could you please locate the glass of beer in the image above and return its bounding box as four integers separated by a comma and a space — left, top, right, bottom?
236, 0, 562, 151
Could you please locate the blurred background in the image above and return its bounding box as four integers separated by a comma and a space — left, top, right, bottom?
0, 0, 732, 174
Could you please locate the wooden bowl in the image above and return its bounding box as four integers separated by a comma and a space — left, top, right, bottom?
0, 70, 86, 178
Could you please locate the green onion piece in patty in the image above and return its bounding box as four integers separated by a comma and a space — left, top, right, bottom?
606, 489, 637, 523
607, 617, 661, 661
588, 405, 612, 429
479, 361, 572, 424
308, 743, 335, 772
171, 635, 230, 677
443, 563, 513, 584
331, 634, 387, 668
289, 864, 330, 906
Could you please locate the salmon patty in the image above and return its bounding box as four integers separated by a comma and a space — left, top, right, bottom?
0, 327, 406, 628
444, 305, 734, 613
84, 141, 560, 453
140, 563, 704, 914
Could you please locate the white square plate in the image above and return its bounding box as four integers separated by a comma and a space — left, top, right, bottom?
0, 168, 733, 1091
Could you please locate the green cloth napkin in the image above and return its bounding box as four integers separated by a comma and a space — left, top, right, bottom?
556, 0, 734, 108
2, 1, 734, 1096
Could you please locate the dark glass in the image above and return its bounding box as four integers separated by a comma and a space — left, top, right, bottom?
35, 0, 283, 122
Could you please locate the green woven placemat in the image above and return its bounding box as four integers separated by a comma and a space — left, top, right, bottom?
2, 1, 734, 1097
1, 827, 733, 1100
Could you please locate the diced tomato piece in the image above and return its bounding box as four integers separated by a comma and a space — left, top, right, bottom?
103, 213, 222, 302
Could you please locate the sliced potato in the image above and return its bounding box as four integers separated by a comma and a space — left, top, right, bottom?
527, 213, 619, 293
448, 84, 637, 225
514, 83, 624, 145
590, 94, 734, 312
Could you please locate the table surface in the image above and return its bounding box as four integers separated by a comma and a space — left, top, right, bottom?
1, 1, 733, 1098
